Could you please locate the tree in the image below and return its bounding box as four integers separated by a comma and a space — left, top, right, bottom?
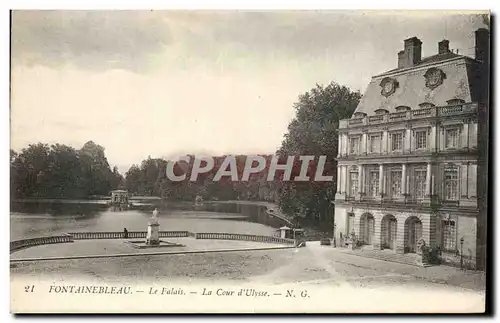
276, 82, 361, 227
10, 141, 121, 199
125, 164, 142, 194
110, 166, 125, 190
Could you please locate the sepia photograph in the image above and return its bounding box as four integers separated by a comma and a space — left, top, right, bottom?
8, 9, 490, 314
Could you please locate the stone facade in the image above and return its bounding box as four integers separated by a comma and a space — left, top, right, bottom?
333, 29, 489, 270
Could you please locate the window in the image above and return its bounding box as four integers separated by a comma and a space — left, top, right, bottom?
395, 106, 411, 112
368, 171, 380, 197
418, 102, 436, 109
390, 170, 402, 197
370, 134, 381, 153
349, 137, 360, 154
445, 128, 459, 149
350, 171, 358, 196
442, 219, 456, 251
375, 109, 389, 115
444, 168, 459, 201
391, 133, 403, 151
415, 130, 428, 149
414, 169, 427, 199
446, 99, 465, 106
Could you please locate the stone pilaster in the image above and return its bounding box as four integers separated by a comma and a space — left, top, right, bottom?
338, 133, 343, 157
335, 165, 343, 200
353, 212, 361, 240
379, 164, 384, 198
425, 163, 432, 197
373, 216, 382, 250
469, 121, 478, 149
430, 123, 437, 151
362, 130, 368, 155
342, 165, 348, 195
404, 124, 412, 153
439, 126, 445, 151
382, 127, 389, 154
401, 163, 407, 195
460, 162, 469, 198
357, 164, 364, 201
395, 215, 406, 254
461, 120, 469, 150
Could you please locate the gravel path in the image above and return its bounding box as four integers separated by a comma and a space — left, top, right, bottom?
11, 242, 486, 292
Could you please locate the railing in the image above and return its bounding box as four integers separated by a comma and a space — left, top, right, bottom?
340, 103, 477, 129
335, 194, 475, 209
10, 231, 294, 253
368, 115, 385, 124
411, 107, 434, 118
348, 118, 365, 126
160, 231, 190, 238
10, 235, 74, 253
67, 231, 190, 240
389, 111, 407, 121
194, 232, 295, 245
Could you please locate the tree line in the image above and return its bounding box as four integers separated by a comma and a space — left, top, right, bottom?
123, 155, 279, 202
10, 141, 124, 199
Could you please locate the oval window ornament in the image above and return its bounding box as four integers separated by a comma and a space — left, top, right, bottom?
379, 77, 398, 97
424, 67, 446, 90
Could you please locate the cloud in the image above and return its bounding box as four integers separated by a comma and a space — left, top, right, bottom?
11, 10, 486, 74
11, 10, 173, 72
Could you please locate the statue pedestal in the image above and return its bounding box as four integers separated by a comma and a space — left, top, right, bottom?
146, 223, 160, 245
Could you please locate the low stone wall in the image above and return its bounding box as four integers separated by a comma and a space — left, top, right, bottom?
194, 232, 295, 245
10, 235, 74, 253
10, 231, 294, 253
67, 231, 190, 240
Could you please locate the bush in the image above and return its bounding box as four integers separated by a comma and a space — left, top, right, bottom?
422, 245, 441, 265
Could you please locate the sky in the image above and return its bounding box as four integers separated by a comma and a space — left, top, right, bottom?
10, 10, 487, 173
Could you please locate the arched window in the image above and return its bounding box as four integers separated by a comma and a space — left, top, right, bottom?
395, 106, 411, 112
353, 112, 367, 118
374, 108, 389, 115
446, 99, 465, 106
418, 102, 436, 109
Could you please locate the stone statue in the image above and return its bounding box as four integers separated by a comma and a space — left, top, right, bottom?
146, 208, 160, 245
149, 208, 159, 225
417, 238, 426, 255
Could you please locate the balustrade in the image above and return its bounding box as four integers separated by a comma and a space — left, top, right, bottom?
10, 230, 295, 253
339, 103, 477, 129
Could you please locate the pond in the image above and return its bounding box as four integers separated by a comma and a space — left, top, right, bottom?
10, 200, 288, 240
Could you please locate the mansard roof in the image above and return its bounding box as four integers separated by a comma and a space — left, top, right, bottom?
353, 54, 482, 117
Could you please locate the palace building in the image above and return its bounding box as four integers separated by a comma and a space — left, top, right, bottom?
333, 28, 490, 270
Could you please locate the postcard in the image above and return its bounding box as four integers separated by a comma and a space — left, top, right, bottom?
9, 9, 489, 314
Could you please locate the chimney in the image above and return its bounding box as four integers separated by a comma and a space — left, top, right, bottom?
398, 37, 422, 68
475, 28, 490, 63
404, 37, 422, 66
397, 50, 406, 68
438, 40, 450, 54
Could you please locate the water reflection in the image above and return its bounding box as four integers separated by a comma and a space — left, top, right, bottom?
10, 200, 287, 240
